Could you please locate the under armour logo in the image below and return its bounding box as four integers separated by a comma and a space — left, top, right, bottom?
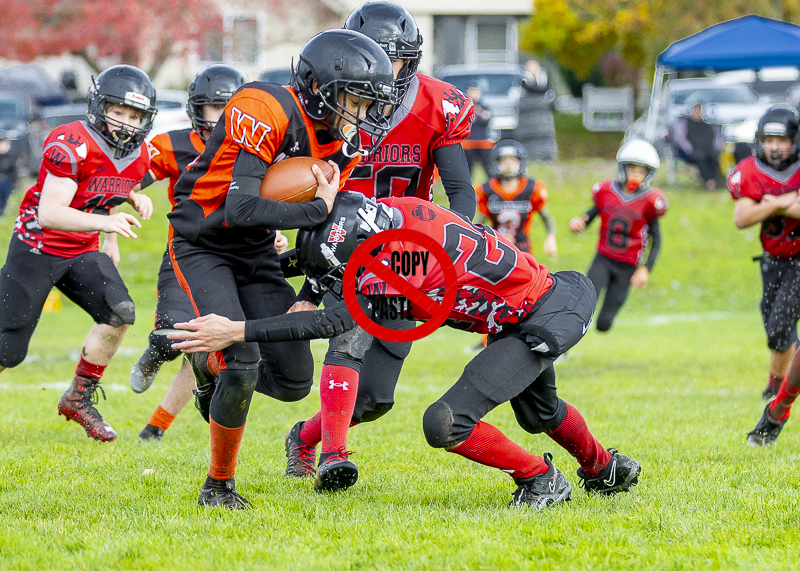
329, 380, 349, 391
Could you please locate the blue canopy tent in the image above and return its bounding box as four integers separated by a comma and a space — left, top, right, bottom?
644, 15, 800, 139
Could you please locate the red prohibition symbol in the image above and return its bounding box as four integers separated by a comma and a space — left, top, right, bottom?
342, 228, 458, 343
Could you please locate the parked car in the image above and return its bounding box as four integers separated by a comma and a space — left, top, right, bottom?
148, 89, 191, 139
435, 64, 526, 137
259, 67, 292, 85
0, 92, 33, 174
713, 66, 800, 105
0, 64, 68, 107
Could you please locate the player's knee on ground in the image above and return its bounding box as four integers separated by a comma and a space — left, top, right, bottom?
105, 300, 135, 327
422, 401, 462, 449
352, 398, 394, 424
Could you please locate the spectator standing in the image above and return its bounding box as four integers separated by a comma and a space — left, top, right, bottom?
672, 102, 724, 189
463, 82, 494, 180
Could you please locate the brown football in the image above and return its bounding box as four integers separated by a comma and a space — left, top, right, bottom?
259, 156, 335, 203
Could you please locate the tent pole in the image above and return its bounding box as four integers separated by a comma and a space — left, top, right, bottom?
645, 65, 665, 142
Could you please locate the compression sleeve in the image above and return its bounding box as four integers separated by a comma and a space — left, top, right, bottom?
225, 149, 329, 229
244, 297, 368, 342
583, 206, 599, 225
643, 217, 662, 271
433, 143, 477, 219
140, 171, 156, 190
539, 207, 556, 235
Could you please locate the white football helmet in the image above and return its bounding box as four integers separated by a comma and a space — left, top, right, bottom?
616, 139, 660, 190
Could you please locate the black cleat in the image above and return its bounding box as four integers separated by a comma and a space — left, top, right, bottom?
314, 448, 358, 493
129, 347, 162, 393
190, 352, 219, 424
509, 453, 572, 510
285, 421, 316, 478
747, 403, 787, 447
139, 424, 164, 442
197, 476, 252, 510
577, 448, 641, 495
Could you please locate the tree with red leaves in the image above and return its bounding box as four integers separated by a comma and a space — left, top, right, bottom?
1, 0, 222, 78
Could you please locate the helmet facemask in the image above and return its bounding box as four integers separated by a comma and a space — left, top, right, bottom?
87, 85, 156, 159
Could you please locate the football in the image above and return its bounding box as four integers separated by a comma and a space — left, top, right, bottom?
259, 156, 335, 202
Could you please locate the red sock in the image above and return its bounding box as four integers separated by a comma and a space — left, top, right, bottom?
448, 421, 547, 480
319, 365, 359, 454
148, 405, 177, 431
300, 412, 360, 448
769, 378, 800, 421
208, 418, 246, 481
76, 356, 106, 380
547, 402, 610, 478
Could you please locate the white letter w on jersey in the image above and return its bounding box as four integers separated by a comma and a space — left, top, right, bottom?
229, 106, 272, 151
329, 380, 349, 391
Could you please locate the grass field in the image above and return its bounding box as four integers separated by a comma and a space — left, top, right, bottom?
1, 161, 799, 571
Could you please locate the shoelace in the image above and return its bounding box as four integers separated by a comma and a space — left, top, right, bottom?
289, 442, 316, 473
89, 383, 107, 405
326, 447, 355, 464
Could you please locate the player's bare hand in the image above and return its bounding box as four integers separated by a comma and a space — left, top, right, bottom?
287, 301, 317, 313
630, 266, 649, 289
274, 230, 289, 254
543, 233, 558, 257
101, 212, 141, 238
314, 161, 340, 213
101, 238, 121, 267
169, 314, 245, 353
127, 191, 153, 220
568, 216, 586, 233
783, 196, 800, 219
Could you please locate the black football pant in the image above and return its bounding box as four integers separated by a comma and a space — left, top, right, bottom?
586, 253, 636, 332
0, 236, 134, 368
760, 254, 800, 352
170, 235, 313, 427
422, 271, 596, 448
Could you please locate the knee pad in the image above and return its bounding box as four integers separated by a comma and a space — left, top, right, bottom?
422, 401, 457, 449
0, 336, 27, 368
107, 300, 136, 327
353, 400, 394, 424
148, 330, 182, 362
328, 327, 373, 360
375, 337, 413, 360
254, 363, 312, 402
210, 368, 258, 427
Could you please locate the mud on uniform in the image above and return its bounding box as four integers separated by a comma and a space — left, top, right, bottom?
319, 73, 474, 423
476, 177, 548, 254
167, 83, 360, 417
141, 129, 205, 362
584, 179, 667, 331
0, 121, 148, 367
729, 158, 800, 351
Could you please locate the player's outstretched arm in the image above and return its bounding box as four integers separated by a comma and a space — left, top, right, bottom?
568, 206, 598, 234
38, 173, 141, 237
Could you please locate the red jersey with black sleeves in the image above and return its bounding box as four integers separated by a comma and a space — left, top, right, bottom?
592, 180, 668, 266
147, 128, 205, 208
168, 83, 360, 248
476, 177, 547, 247
346, 74, 473, 201
728, 157, 800, 259
357, 197, 553, 334
15, 120, 150, 258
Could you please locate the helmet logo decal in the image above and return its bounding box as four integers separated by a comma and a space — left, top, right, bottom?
229, 105, 272, 151
763, 122, 788, 137
328, 217, 348, 243
124, 91, 150, 107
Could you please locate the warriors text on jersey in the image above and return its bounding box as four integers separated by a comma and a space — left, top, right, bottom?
147, 128, 205, 207
476, 177, 547, 247
728, 157, 800, 259
356, 197, 553, 334
592, 180, 668, 266
168, 82, 361, 247
345, 74, 473, 201
15, 120, 150, 257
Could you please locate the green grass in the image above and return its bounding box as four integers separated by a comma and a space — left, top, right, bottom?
553, 114, 625, 161
1, 164, 799, 570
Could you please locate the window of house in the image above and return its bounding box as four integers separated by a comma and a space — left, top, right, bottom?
466, 18, 518, 65
202, 12, 264, 65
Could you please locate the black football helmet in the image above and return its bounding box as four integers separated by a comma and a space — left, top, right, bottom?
187, 64, 245, 135
296, 191, 394, 297
291, 29, 398, 156
343, 1, 423, 102
86, 65, 157, 159
491, 140, 527, 179
755, 104, 800, 171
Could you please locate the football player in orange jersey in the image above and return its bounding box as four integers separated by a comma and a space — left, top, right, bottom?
131, 65, 253, 443
166, 30, 397, 508
0, 65, 156, 441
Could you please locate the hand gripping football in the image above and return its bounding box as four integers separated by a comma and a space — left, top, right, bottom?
259, 157, 335, 202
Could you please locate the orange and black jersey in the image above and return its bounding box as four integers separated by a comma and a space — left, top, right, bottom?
168, 82, 360, 251
146, 128, 205, 208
